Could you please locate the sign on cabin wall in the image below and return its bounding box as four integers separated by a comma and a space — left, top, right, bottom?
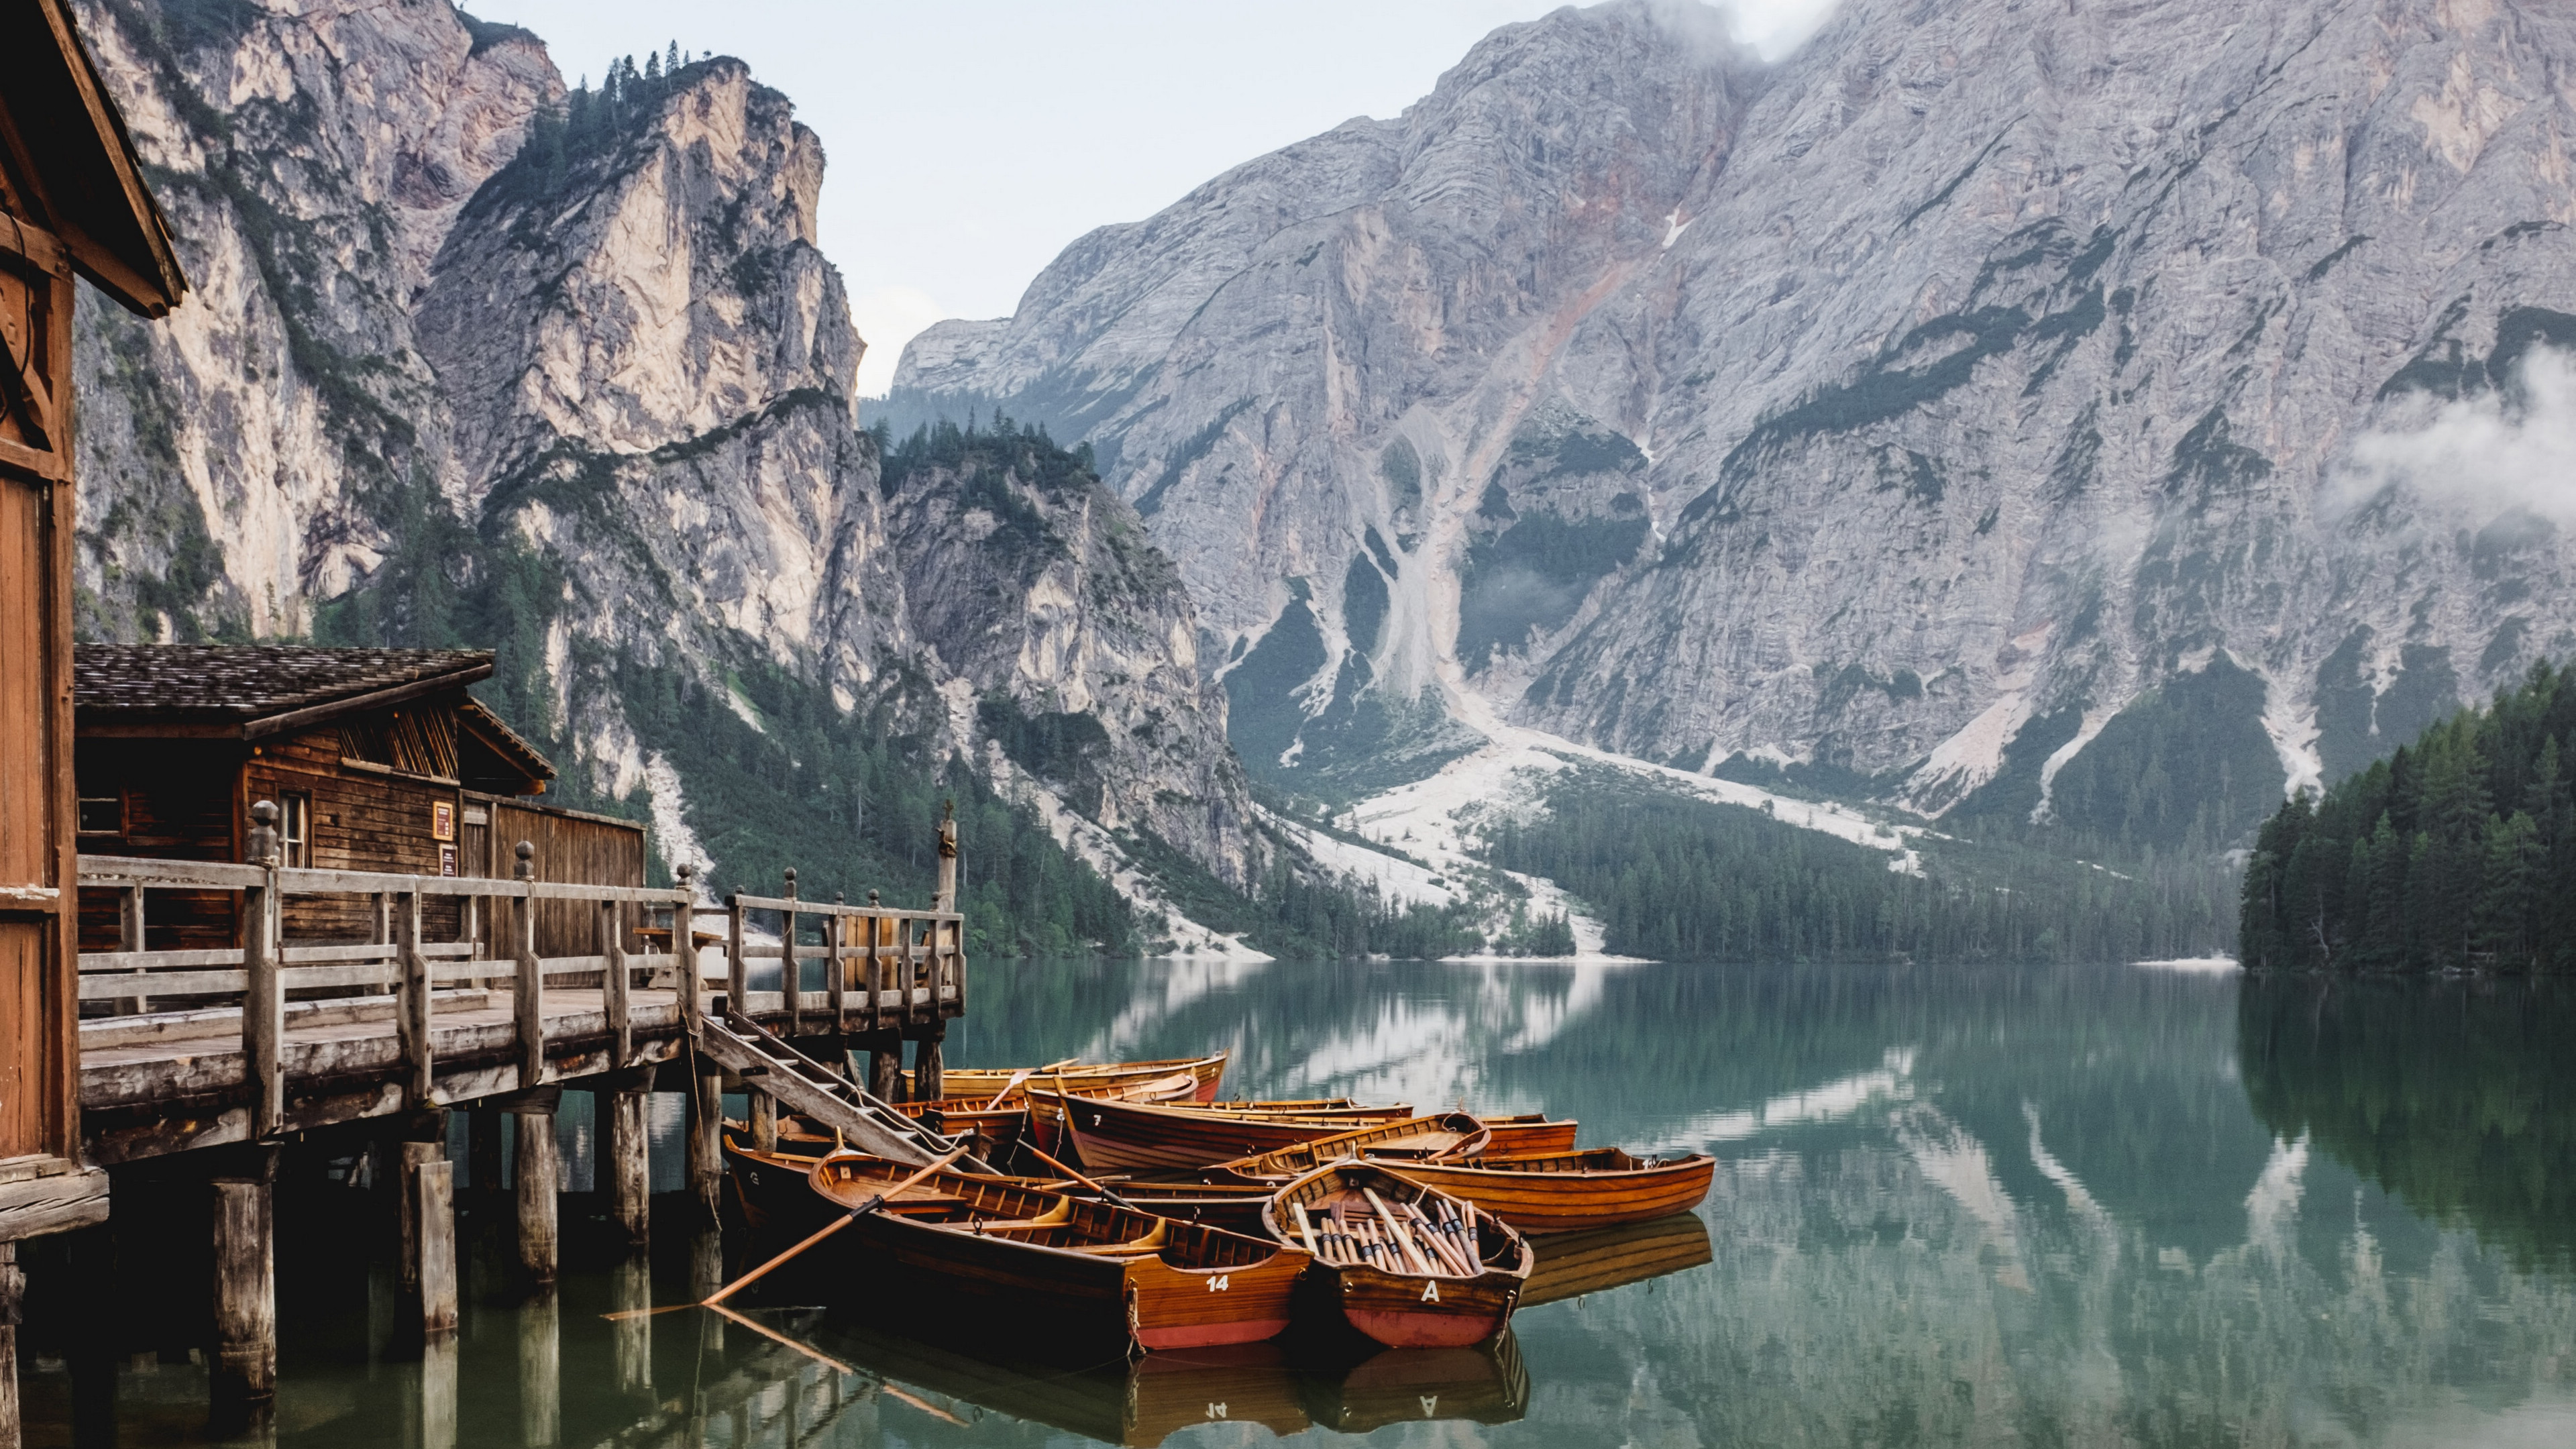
432, 801, 454, 841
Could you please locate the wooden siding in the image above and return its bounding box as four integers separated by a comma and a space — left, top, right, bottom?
480, 795, 647, 959
0, 219, 78, 1168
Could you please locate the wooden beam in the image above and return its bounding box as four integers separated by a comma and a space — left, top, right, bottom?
511, 843, 543, 1087
396, 892, 433, 1105
242, 804, 282, 1138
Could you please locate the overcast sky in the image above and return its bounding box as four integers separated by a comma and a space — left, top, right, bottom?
466, 1, 1840, 394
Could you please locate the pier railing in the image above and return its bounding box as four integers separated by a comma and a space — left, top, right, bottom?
74, 804, 967, 1139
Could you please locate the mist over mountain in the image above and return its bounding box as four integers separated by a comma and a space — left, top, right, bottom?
889, 0, 2576, 855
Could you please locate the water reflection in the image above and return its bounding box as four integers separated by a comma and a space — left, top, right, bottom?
2240, 973, 2576, 1273
19, 961, 2576, 1447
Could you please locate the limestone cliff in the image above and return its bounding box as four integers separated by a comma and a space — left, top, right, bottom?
892, 0, 2576, 851
68, 0, 1258, 902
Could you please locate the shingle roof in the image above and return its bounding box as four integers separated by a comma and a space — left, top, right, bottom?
74, 645, 495, 732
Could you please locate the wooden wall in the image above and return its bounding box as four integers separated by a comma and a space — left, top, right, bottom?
480, 795, 647, 958
72, 716, 643, 961
0, 198, 81, 1167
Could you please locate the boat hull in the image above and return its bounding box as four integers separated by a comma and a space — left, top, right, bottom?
1035, 1091, 1419, 1173
1262, 1163, 1534, 1351
808, 1157, 1307, 1354
941, 1053, 1227, 1106
1379, 1150, 1715, 1234
1334, 1264, 1522, 1349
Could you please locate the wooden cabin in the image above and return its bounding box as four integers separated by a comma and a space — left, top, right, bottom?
1, 0, 188, 1248
72, 645, 647, 957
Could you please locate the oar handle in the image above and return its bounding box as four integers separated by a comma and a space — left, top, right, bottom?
702, 1148, 963, 1307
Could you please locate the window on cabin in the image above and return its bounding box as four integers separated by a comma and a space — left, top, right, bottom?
76, 792, 123, 837
280, 792, 312, 868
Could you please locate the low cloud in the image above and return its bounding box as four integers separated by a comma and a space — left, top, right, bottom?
2338, 345, 2576, 525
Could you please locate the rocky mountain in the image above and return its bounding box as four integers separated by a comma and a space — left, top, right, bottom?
66, 0, 1259, 917
889, 0, 2576, 853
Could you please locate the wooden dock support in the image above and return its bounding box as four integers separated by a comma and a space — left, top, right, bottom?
688, 1056, 724, 1224
862, 1031, 904, 1103
469, 1107, 504, 1195
1, 1242, 20, 1449
211, 1161, 277, 1424
604, 1076, 652, 1248
397, 1138, 445, 1290
513, 1098, 560, 1283
749, 1089, 778, 1153
415, 1161, 458, 1339
912, 1024, 945, 1104
512, 842, 545, 1089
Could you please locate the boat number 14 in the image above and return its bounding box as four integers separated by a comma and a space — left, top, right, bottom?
1205, 1275, 1230, 1293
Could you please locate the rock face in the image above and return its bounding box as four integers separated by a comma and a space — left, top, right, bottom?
891, 0, 2576, 848
69, 0, 1255, 891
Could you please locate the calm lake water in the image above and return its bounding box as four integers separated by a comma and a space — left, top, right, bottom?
19, 959, 2576, 1447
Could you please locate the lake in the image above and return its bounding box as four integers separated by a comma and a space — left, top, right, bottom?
17, 959, 2576, 1446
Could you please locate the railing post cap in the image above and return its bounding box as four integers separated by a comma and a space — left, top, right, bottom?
784, 867, 797, 886
867, 890, 880, 906
250, 800, 278, 824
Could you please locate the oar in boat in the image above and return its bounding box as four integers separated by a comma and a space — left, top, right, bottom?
981, 1069, 1034, 1111
603, 1148, 966, 1320
1016, 1137, 1147, 1214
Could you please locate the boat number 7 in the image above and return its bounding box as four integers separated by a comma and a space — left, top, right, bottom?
1206, 1274, 1230, 1293
1419, 1281, 1440, 1303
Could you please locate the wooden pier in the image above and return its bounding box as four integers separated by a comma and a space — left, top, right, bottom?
10, 800, 968, 1440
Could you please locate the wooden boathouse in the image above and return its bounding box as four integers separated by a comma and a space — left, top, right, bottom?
0, 3, 974, 1438
1, 0, 190, 1432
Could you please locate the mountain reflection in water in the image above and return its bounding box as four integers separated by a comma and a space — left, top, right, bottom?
17, 960, 2575, 1447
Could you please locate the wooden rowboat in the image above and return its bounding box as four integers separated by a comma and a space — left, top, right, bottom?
1261, 1162, 1532, 1349
1474, 1116, 1581, 1156
1190, 1114, 1493, 1185
937, 1053, 1229, 1106
1029, 1089, 1420, 1173
1519, 1212, 1714, 1308
811, 1155, 1309, 1353
1377, 1148, 1715, 1235
722, 1129, 845, 1239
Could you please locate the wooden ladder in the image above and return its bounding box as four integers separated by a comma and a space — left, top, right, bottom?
698, 1010, 993, 1172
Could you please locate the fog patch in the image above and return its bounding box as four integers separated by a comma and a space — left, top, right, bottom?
2339, 345, 2576, 525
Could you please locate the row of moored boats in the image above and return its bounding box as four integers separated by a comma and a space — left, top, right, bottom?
722, 1051, 1713, 1354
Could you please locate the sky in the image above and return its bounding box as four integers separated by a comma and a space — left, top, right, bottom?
466, 1, 1841, 395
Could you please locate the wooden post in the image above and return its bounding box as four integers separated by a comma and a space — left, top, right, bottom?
781, 867, 801, 1034
519, 1287, 560, 1447
117, 883, 146, 1015
749, 1089, 777, 1153
468, 1107, 504, 1196
415, 1160, 458, 1338
396, 892, 433, 1106
601, 896, 631, 1068
865, 890, 885, 1034
372, 890, 393, 996
244, 801, 284, 1138
398, 1138, 444, 1291
726, 894, 747, 1022
605, 1077, 650, 1248
687, 1056, 724, 1225
912, 1022, 945, 1104
934, 802, 959, 912
211, 1162, 277, 1419
0, 1242, 20, 1449
515, 1100, 559, 1283
672, 865, 698, 1029
826, 894, 847, 1034
513, 842, 544, 1088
